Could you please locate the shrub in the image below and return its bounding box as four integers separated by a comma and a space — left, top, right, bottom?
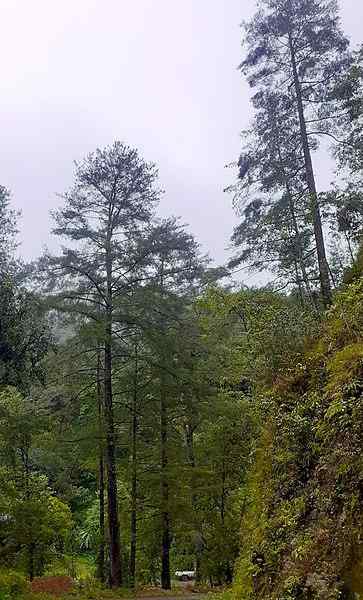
0, 570, 28, 600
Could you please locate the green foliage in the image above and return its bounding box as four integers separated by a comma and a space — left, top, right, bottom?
0, 570, 28, 600
0, 388, 72, 577
197, 286, 317, 388
0, 280, 50, 392
1, 38, 361, 589
0, 185, 20, 277
232, 278, 363, 600
0, 469, 72, 576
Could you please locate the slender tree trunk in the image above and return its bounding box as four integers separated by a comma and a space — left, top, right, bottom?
293, 259, 305, 307
220, 458, 226, 526
185, 422, 202, 583
160, 386, 171, 589
273, 125, 319, 310
159, 258, 171, 590
96, 349, 106, 583
283, 171, 319, 310
104, 239, 122, 588
288, 29, 332, 307
129, 342, 139, 589
28, 543, 35, 581
98, 453, 106, 582
345, 232, 355, 263
23, 447, 35, 580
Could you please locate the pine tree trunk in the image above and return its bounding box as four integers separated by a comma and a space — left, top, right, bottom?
345, 232, 355, 263
96, 350, 106, 583
159, 258, 171, 590
104, 241, 122, 588
273, 137, 318, 309
293, 259, 305, 307
185, 423, 202, 583
129, 343, 138, 589
160, 388, 171, 590
288, 29, 332, 307
97, 452, 106, 582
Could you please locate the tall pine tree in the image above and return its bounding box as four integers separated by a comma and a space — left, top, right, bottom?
239, 0, 352, 306
41, 141, 160, 587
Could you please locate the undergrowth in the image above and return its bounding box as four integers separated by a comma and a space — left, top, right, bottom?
232, 278, 363, 600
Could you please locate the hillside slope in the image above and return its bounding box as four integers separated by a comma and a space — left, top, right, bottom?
233, 277, 363, 600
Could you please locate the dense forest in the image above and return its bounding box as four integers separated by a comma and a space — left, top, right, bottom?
0, 1, 362, 599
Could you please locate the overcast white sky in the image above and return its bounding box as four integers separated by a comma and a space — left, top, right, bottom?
1, 0, 361, 274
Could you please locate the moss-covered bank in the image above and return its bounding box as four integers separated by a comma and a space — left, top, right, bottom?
233, 278, 363, 600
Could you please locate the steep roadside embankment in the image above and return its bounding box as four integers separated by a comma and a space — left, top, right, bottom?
233, 277, 363, 600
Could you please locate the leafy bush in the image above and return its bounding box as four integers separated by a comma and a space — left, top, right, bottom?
0, 570, 28, 600
0, 388, 73, 577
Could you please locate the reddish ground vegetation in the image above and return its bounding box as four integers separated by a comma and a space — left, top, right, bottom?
30, 576, 74, 595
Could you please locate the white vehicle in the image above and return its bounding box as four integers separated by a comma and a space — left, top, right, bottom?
175, 570, 196, 582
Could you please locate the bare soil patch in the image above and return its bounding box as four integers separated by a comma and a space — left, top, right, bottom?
30, 576, 74, 595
